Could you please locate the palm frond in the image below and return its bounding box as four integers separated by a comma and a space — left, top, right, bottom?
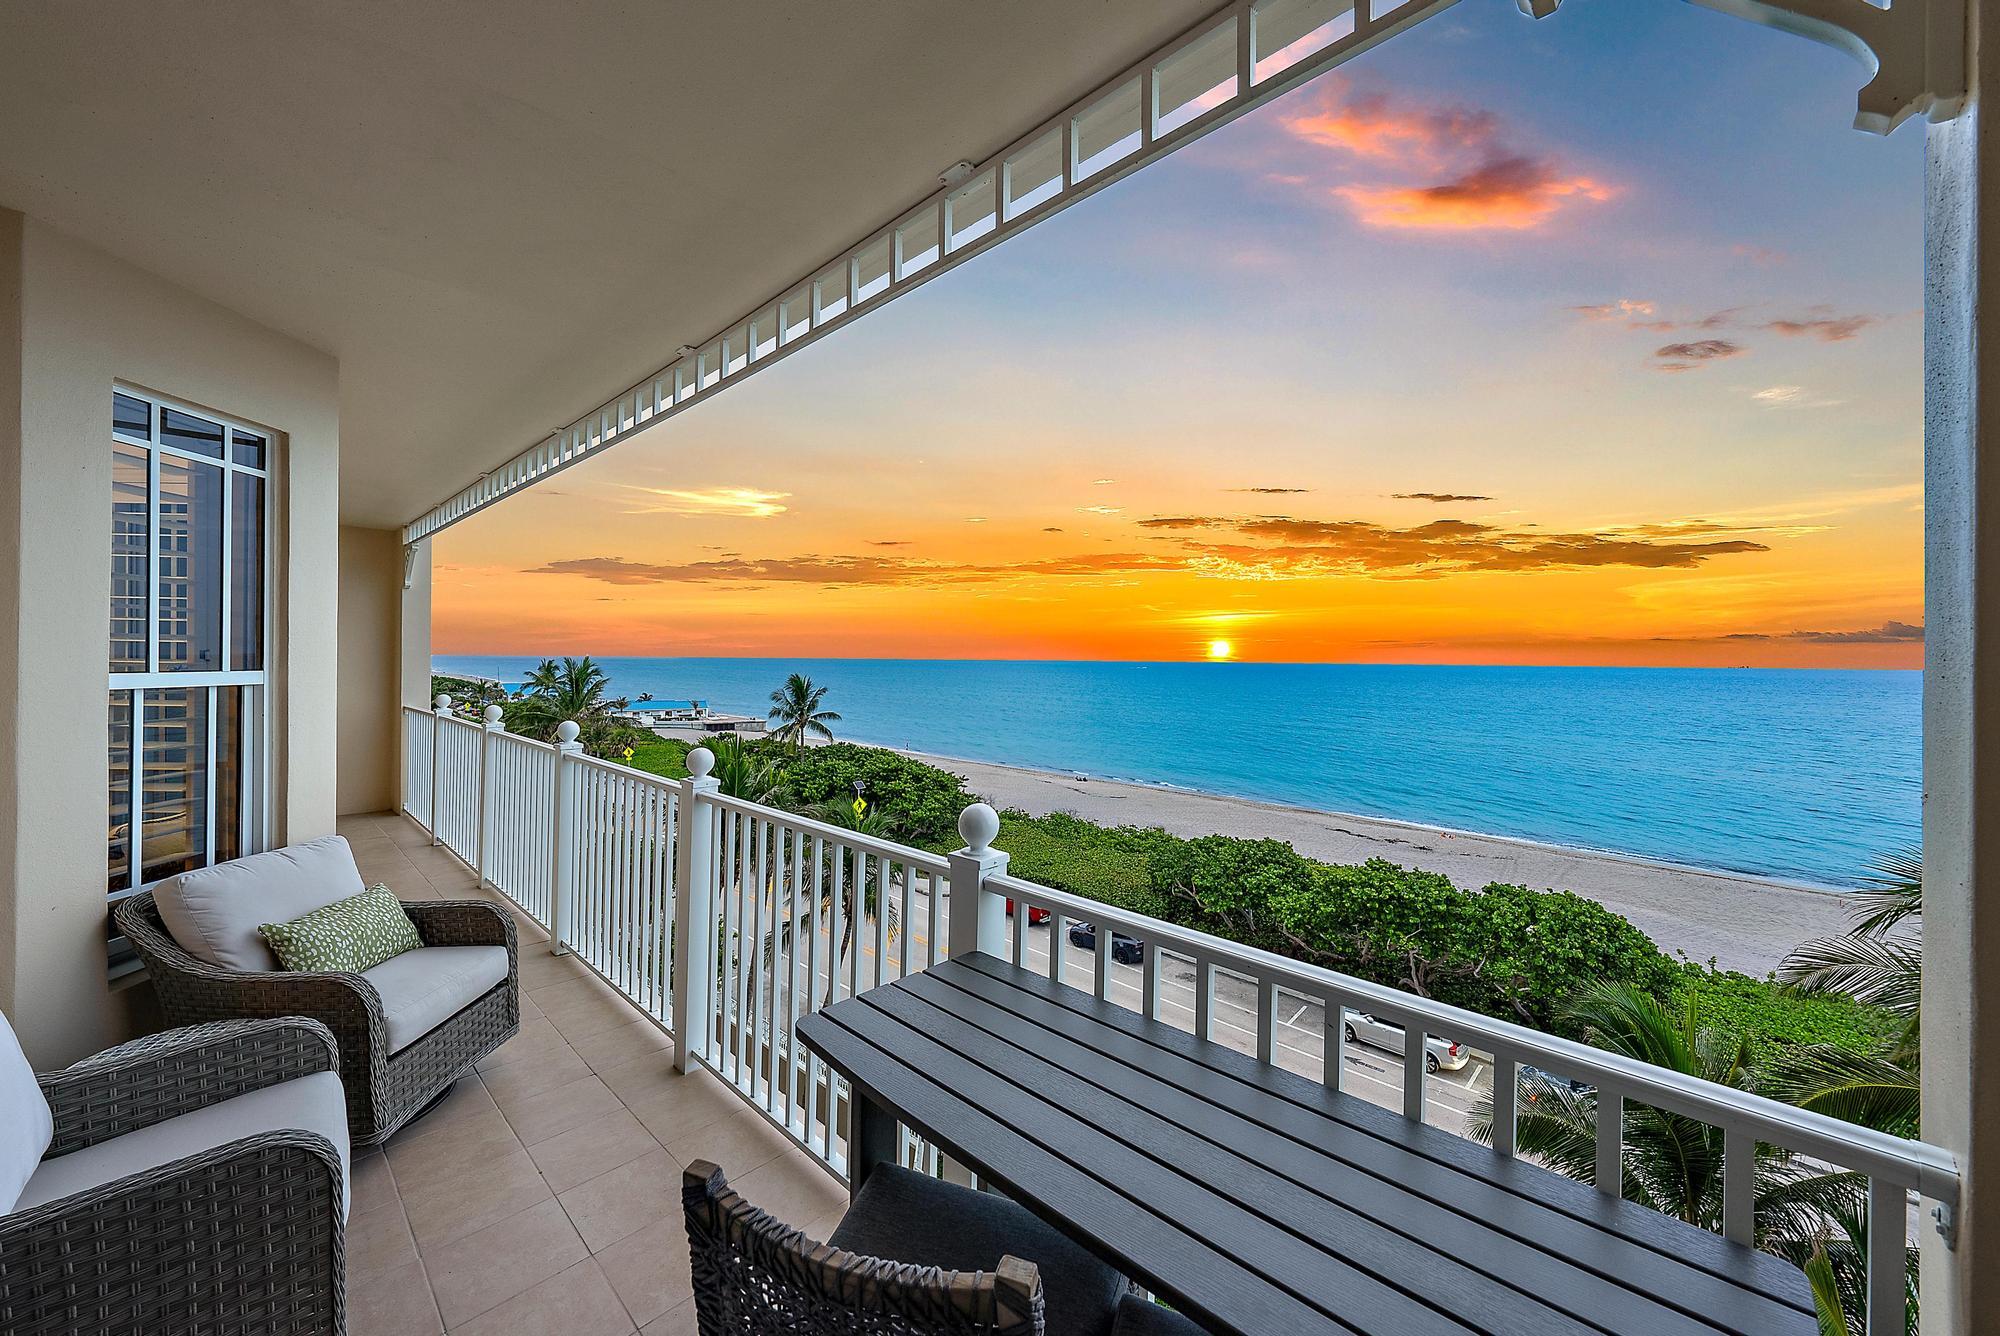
1776, 932, 1921, 1017
1762, 1046, 1920, 1137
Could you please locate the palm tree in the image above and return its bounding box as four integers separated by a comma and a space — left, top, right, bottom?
1779, 848, 1921, 1055
768, 673, 840, 750
510, 655, 619, 740
703, 734, 779, 804
1469, 982, 1886, 1331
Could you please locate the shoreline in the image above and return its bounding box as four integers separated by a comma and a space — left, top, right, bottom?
890, 745, 1853, 977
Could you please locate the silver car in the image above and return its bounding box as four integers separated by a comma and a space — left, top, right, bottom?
1341, 1012, 1469, 1074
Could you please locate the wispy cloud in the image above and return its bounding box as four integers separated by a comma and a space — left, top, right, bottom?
1228, 487, 1313, 495
1395, 492, 1492, 503
1078, 505, 1125, 515
1765, 313, 1879, 342
1276, 80, 1613, 232
619, 485, 790, 518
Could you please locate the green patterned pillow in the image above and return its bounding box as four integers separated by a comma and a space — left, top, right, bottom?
260, 884, 422, 973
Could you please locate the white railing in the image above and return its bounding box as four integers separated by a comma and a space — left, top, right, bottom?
403, 705, 1958, 1336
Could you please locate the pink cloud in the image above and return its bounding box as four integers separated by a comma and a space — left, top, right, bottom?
1274, 80, 1614, 232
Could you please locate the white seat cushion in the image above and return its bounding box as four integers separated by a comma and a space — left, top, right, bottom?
0, 1009, 53, 1215
14, 1070, 350, 1220
154, 835, 365, 972
362, 946, 510, 1054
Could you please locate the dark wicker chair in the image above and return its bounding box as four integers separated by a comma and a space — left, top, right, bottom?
683, 1159, 1046, 1335
0, 1017, 346, 1336
116, 890, 519, 1146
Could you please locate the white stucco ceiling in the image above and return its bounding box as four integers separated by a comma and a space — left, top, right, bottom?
0, 0, 1221, 528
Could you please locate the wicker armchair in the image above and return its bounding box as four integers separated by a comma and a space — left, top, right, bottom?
684, 1159, 1046, 1335
117, 890, 519, 1146
0, 1017, 346, 1336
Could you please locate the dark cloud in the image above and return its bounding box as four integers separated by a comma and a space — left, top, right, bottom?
1654, 339, 1745, 373
1228, 487, 1313, 494
867, 540, 911, 547
1394, 492, 1492, 503
1659, 621, 1922, 645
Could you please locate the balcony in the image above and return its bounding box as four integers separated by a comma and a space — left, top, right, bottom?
337, 809, 849, 1336
373, 701, 1959, 1335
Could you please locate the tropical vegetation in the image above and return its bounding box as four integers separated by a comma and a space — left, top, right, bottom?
768, 673, 841, 750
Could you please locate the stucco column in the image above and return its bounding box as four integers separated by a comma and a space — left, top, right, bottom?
397, 537, 433, 811
1923, 5, 2000, 1323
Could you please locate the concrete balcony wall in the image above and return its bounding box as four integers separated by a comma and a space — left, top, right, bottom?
0, 210, 339, 1066
339, 525, 407, 816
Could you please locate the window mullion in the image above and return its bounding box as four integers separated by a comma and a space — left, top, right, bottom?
146, 407, 160, 675
205, 685, 218, 868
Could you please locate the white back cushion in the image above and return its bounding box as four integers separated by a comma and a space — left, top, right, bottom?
154, 835, 365, 972
0, 1008, 54, 1215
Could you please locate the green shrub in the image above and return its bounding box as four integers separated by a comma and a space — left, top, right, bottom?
994, 812, 1178, 914
1673, 965, 1903, 1060
770, 743, 977, 850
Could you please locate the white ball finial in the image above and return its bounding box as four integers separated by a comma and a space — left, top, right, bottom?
482, 703, 504, 724
687, 746, 715, 780
958, 802, 1000, 855
555, 720, 581, 744
434, 693, 451, 710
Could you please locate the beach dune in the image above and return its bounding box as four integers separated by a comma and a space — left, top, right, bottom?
921, 752, 1854, 978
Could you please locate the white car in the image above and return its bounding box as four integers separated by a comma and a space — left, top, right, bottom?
1341, 1012, 1469, 1074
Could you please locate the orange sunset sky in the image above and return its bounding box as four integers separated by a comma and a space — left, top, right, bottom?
434, 0, 1924, 670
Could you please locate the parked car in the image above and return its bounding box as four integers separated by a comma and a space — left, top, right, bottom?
1005, 897, 1051, 926
1065, 920, 1143, 964
1340, 1012, 1468, 1074
1519, 1065, 1595, 1103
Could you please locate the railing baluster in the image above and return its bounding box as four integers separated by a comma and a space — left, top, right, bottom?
1323, 994, 1345, 1092
806, 832, 826, 1154
1403, 1023, 1426, 1120
872, 849, 890, 992
1490, 1049, 1518, 1157
1596, 1084, 1624, 1196
1094, 918, 1113, 1001
1195, 958, 1215, 1041
1047, 906, 1067, 985
1256, 976, 1279, 1066
1866, 1175, 1905, 1336
848, 845, 865, 1000
1723, 1125, 1754, 1245
1141, 942, 1160, 1020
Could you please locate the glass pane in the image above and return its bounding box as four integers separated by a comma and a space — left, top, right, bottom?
1157, 19, 1239, 135
1004, 130, 1064, 220
213, 687, 244, 864
157, 454, 224, 671
108, 691, 134, 894
113, 392, 151, 439
141, 687, 208, 883
895, 205, 940, 279
232, 429, 266, 469
813, 263, 850, 322
751, 304, 779, 358
110, 442, 150, 673
1253, 0, 1355, 81
161, 406, 225, 460
1075, 79, 1143, 181
724, 323, 749, 375
946, 170, 996, 251
699, 340, 722, 390
230, 472, 265, 671
781, 284, 811, 342
855, 235, 891, 303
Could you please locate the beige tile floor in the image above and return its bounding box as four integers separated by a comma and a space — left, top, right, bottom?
337, 811, 851, 1336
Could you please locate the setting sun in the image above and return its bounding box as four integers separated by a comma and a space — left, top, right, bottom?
1207, 640, 1235, 661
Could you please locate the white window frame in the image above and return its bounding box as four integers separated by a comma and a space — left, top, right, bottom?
106, 384, 274, 940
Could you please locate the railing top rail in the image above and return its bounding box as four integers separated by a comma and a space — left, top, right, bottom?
704, 791, 952, 872
488, 729, 558, 756
988, 871, 1958, 1203
435, 712, 483, 733
571, 751, 678, 788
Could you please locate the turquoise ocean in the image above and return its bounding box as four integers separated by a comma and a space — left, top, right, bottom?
432, 657, 1919, 890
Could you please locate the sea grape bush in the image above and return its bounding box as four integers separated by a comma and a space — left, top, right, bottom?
768, 743, 979, 850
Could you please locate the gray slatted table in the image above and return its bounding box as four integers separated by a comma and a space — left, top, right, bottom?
795, 954, 1817, 1336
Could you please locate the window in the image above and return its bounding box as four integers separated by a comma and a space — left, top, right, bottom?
107, 388, 270, 962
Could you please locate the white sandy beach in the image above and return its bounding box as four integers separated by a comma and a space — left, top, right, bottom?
903, 750, 1854, 977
